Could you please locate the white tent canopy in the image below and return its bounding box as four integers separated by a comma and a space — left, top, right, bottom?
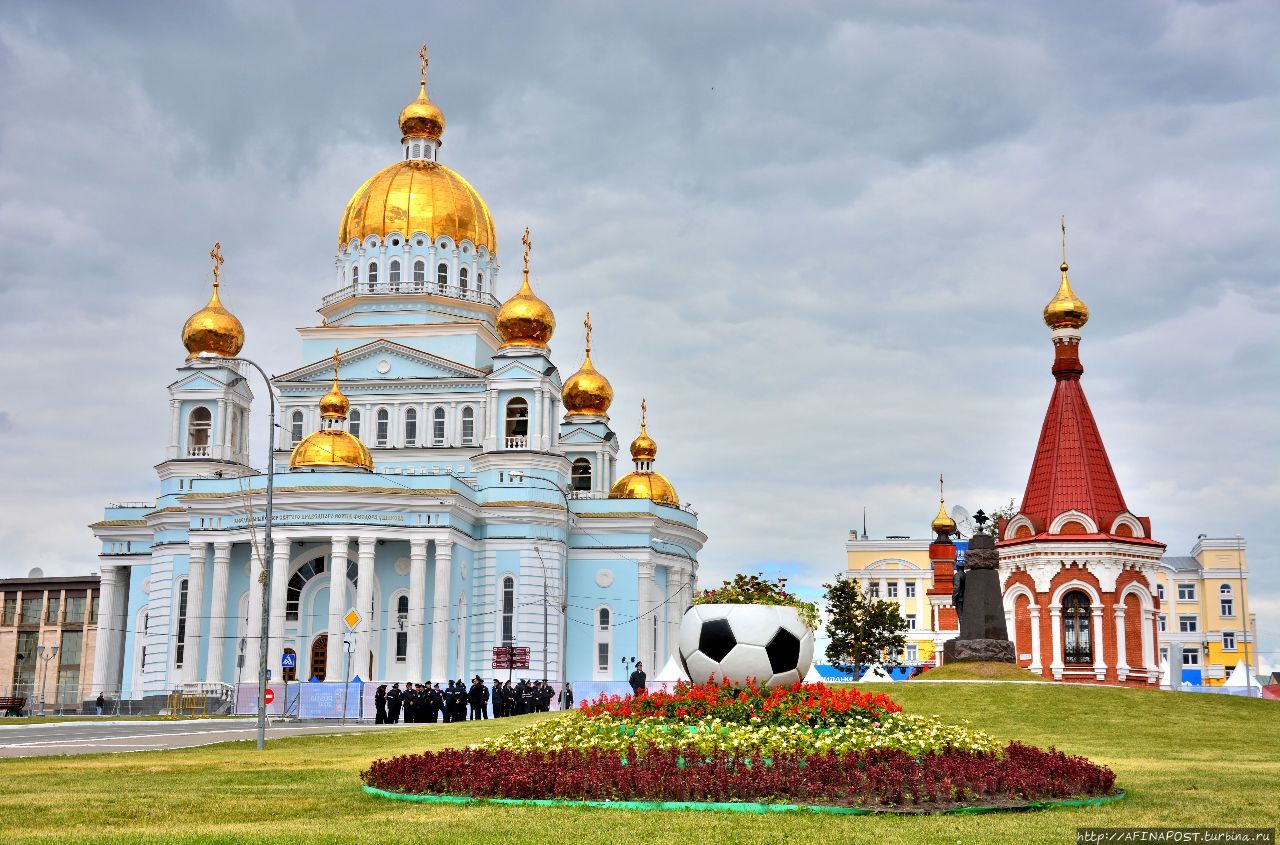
859, 663, 895, 682
1222, 661, 1252, 688
803, 663, 824, 684
653, 655, 689, 683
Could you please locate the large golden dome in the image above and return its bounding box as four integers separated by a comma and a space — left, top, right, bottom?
1044, 261, 1089, 330
181, 243, 244, 358
290, 430, 373, 472
338, 160, 496, 251
609, 470, 680, 506
562, 312, 612, 416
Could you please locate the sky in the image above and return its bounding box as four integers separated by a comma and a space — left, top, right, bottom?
1, 1, 1277, 663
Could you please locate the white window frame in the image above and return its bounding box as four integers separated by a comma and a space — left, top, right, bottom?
886, 581, 898, 598
1222, 632, 1236, 651
432, 407, 446, 446
403, 407, 418, 447
905, 643, 918, 663
348, 408, 361, 439
500, 576, 515, 647
905, 582, 916, 598
1157, 583, 1165, 601
1158, 614, 1167, 632
290, 410, 304, 446
905, 613, 916, 631
1177, 583, 1195, 602
1178, 615, 1198, 634
1182, 650, 1200, 667
460, 406, 475, 444
375, 408, 390, 447
594, 605, 613, 681
187, 406, 213, 456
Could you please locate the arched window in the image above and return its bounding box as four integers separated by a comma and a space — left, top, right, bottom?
1220, 583, 1234, 617
389, 259, 401, 289
572, 458, 592, 491
477, 272, 484, 293
412, 143, 421, 158
368, 262, 378, 288
286, 557, 327, 620
594, 605, 613, 679
1062, 590, 1092, 665
459, 266, 469, 294
1220, 583, 1233, 596
348, 408, 361, 439
461, 406, 475, 444
403, 408, 418, 446
394, 593, 410, 662
397, 595, 409, 614
290, 410, 304, 446
598, 607, 610, 630
432, 407, 446, 446
501, 576, 515, 646
413, 259, 426, 288
505, 397, 529, 447
437, 262, 448, 291
174, 578, 189, 667
351, 264, 359, 286
375, 408, 390, 447
187, 406, 212, 457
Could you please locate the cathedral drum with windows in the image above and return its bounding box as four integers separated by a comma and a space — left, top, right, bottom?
86, 50, 704, 704
995, 249, 1164, 685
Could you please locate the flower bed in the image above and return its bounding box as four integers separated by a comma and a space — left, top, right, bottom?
362, 744, 1116, 809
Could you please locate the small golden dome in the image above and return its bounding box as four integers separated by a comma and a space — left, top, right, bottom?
1044, 261, 1089, 330
562, 312, 613, 416
609, 470, 679, 506
496, 228, 555, 347
399, 81, 445, 142
289, 430, 373, 471
630, 396, 658, 461
319, 349, 350, 419
181, 243, 244, 358
338, 160, 496, 251
931, 502, 957, 535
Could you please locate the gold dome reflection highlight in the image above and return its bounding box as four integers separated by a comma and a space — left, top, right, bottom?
1043, 262, 1090, 330
290, 349, 373, 472
562, 312, 612, 417
181, 242, 245, 359
496, 227, 555, 348
338, 161, 496, 251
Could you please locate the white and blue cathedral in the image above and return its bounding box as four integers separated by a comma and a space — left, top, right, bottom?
88, 59, 704, 702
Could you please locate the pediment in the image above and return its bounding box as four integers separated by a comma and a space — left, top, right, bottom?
275, 339, 485, 384
560, 427, 610, 444
168, 369, 243, 392
490, 359, 555, 382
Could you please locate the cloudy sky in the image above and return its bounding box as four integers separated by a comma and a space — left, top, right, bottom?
1, 1, 1276, 659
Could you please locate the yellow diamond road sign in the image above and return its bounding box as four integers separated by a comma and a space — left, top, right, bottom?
344, 609, 361, 631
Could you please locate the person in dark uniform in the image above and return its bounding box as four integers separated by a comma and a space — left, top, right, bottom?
439, 682, 452, 723
629, 661, 647, 696
558, 682, 574, 712
386, 683, 402, 724
491, 679, 503, 718
540, 681, 554, 712
468, 676, 487, 720
503, 680, 516, 716
374, 684, 387, 724
453, 680, 469, 722
423, 684, 441, 723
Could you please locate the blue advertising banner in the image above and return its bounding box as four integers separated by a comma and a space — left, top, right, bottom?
298, 682, 364, 719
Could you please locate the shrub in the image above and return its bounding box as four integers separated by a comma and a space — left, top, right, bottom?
693, 573, 820, 632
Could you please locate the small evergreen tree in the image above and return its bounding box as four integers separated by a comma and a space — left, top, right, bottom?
823, 577, 909, 675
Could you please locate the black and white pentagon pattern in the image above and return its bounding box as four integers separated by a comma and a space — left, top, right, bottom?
677, 604, 815, 688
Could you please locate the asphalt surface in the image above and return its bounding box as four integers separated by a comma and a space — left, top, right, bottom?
0, 717, 403, 758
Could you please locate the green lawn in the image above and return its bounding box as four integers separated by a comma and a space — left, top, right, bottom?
0, 683, 1275, 844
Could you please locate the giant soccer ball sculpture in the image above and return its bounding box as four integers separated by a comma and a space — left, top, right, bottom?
678, 603, 815, 688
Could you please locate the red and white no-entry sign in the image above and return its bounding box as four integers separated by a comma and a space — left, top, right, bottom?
264, 688, 275, 705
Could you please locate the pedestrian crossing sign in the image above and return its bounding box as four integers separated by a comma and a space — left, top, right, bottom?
281, 652, 296, 669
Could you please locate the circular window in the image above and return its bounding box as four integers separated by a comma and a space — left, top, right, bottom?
595, 568, 614, 588
390, 238, 400, 246
376, 359, 392, 374
416, 239, 425, 247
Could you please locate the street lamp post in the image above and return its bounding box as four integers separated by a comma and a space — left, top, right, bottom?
509, 473, 571, 682
36, 644, 59, 717
223, 355, 277, 751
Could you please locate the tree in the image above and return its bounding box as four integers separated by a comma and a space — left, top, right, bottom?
822, 577, 909, 675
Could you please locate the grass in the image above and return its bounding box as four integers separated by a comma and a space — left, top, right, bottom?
0, 683, 1275, 844
915, 660, 1047, 681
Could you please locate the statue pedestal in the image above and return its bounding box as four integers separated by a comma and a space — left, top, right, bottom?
944, 638, 1016, 663
945, 533, 1016, 664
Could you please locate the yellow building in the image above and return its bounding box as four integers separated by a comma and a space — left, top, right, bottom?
1154, 537, 1255, 686
843, 531, 943, 665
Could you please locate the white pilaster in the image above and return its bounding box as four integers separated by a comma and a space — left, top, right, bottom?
407, 538, 428, 680
268, 543, 290, 676
1028, 606, 1043, 672
1092, 607, 1107, 680
326, 536, 350, 678
638, 562, 657, 669
90, 566, 120, 695
205, 543, 231, 683
1142, 609, 1157, 683
169, 400, 181, 459
1049, 606, 1064, 679
431, 540, 453, 681
215, 398, 228, 460
184, 544, 208, 684
243, 546, 266, 678
354, 535, 376, 680
1114, 605, 1129, 680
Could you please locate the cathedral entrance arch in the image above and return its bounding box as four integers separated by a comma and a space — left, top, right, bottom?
310, 634, 328, 681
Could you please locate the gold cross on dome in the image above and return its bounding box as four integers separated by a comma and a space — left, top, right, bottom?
641, 397, 647, 428
939, 473, 945, 504
584, 312, 592, 353
418, 43, 429, 86
521, 227, 532, 273
1061, 214, 1068, 265
332, 347, 342, 375
209, 241, 224, 288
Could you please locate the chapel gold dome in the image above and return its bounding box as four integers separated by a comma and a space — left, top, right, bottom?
562, 352, 613, 416
399, 82, 446, 141
496, 272, 556, 347
1043, 262, 1090, 330
931, 503, 957, 535
181, 285, 244, 359
338, 161, 497, 252
289, 430, 373, 472
630, 428, 657, 462
609, 471, 680, 506
319, 380, 350, 419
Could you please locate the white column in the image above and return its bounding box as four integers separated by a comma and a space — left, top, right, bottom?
107, 567, 131, 694
407, 538, 428, 680
354, 536, 376, 680
1141, 608, 1157, 683
1049, 606, 1064, 679
205, 543, 231, 683
215, 398, 228, 460
169, 400, 181, 458
326, 536, 350, 678
638, 562, 657, 669
431, 540, 453, 681
268, 542, 290, 677
1091, 607, 1107, 679
90, 566, 120, 695
1113, 604, 1129, 680
243, 544, 266, 676
1028, 606, 1043, 672
184, 543, 208, 684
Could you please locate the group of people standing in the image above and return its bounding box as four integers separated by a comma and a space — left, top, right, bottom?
373, 677, 575, 724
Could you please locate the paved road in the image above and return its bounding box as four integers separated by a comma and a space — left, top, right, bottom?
0, 718, 407, 758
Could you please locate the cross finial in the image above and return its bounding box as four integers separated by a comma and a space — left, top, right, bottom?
1060, 214, 1068, 267
332, 347, 342, 378
939, 473, 945, 504
640, 397, 647, 429
521, 226, 532, 274
584, 312, 592, 354
209, 241, 224, 289
418, 43, 429, 88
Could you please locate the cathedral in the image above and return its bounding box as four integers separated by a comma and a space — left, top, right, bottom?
88, 53, 704, 702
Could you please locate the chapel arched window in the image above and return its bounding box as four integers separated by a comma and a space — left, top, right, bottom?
598, 608, 610, 630
348, 408, 361, 439
413, 259, 426, 288
290, 410, 304, 446
1062, 590, 1092, 665
504, 398, 529, 447
437, 262, 448, 292
572, 458, 592, 491
404, 407, 418, 447
501, 576, 515, 646
351, 264, 359, 287
368, 262, 378, 289
432, 407, 446, 446
459, 266, 469, 295
389, 259, 401, 290
375, 409, 390, 447
187, 406, 212, 457
460, 407, 475, 444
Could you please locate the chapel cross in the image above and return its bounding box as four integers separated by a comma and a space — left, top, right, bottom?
522, 227, 532, 273
210, 242, 224, 289
584, 312, 592, 354
1061, 214, 1068, 265
419, 43, 429, 86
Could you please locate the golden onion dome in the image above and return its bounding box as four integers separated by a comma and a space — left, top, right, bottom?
319, 349, 350, 419
609, 470, 680, 506
931, 502, 957, 535
399, 81, 445, 142
1043, 261, 1090, 330
562, 312, 612, 416
338, 160, 496, 251
181, 243, 244, 358
630, 426, 657, 462
289, 430, 373, 472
